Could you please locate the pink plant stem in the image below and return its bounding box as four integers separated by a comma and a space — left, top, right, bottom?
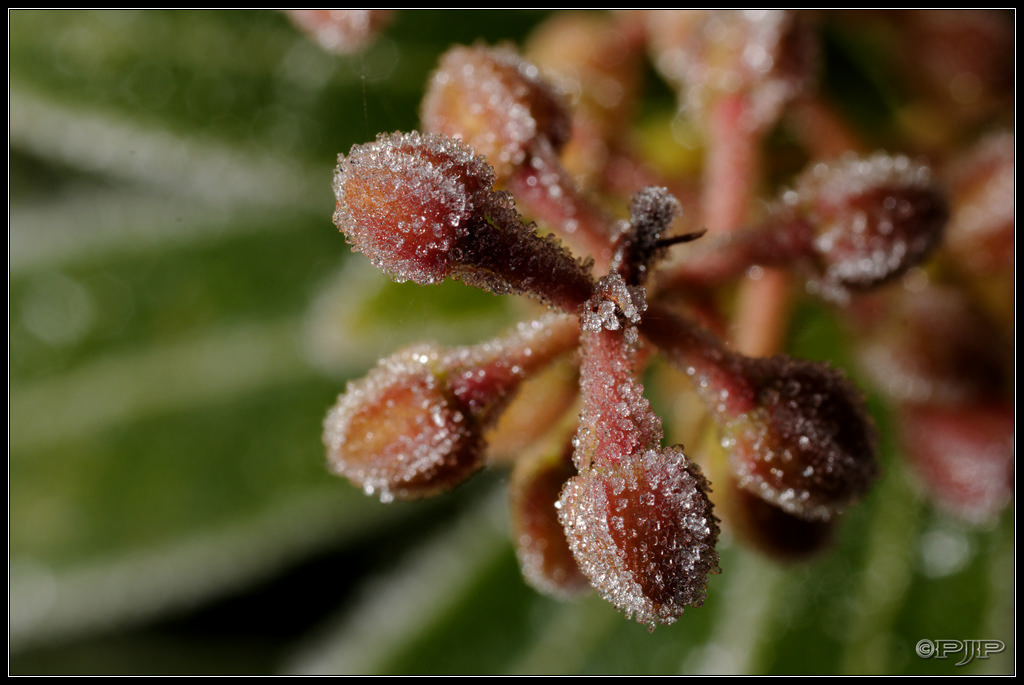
575, 324, 652, 471
639, 301, 757, 419
703, 93, 792, 357
702, 94, 759, 239
504, 140, 620, 273
446, 313, 581, 417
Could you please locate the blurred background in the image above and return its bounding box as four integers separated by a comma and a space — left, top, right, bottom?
9, 10, 1014, 675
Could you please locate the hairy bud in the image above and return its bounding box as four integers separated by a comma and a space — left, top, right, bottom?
324, 314, 580, 502
642, 303, 878, 521
422, 43, 572, 181
791, 152, 948, 300
333, 131, 595, 312
510, 440, 590, 599
558, 448, 720, 627
562, 279, 719, 626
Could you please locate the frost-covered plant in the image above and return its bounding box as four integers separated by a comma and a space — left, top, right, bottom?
294, 10, 1014, 627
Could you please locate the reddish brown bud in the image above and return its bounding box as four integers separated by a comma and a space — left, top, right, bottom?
333, 131, 595, 312
562, 277, 720, 626
642, 303, 879, 521
558, 447, 720, 627
333, 131, 496, 285
659, 153, 948, 301
790, 152, 948, 300
324, 314, 581, 502
323, 343, 484, 502
510, 440, 590, 599
646, 10, 817, 132
719, 355, 879, 522
421, 45, 620, 268
899, 400, 1014, 524
421, 44, 572, 182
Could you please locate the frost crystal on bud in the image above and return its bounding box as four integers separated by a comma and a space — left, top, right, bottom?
324, 313, 581, 502
646, 10, 817, 131
792, 152, 948, 300
721, 356, 879, 521
510, 442, 590, 599
559, 448, 719, 627
421, 43, 572, 181
564, 279, 719, 626
333, 131, 496, 286
642, 304, 878, 522
333, 130, 595, 312
323, 344, 482, 503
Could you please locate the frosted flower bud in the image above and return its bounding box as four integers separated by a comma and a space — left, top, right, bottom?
791, 152, 948, 300
719, 355, 879, 522
899, 400, 1014, 524
558, 448, 720, 627
510, 441, 590, 599
641, 303, 879, 522
324, 314, 582, 502
525, 10, 647, 155
333, 131, 496, 285
323, 344, 484, 502
422, 44, 623, 268
421, 44, 572, 181
646, 10, 817, 131
333, 131, 595, 312
659, 153, 946, 300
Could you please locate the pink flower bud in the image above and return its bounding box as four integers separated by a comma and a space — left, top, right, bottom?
333, 131, 595, 312
323, 343, 484, 503
285, 10, 393, 55
646, 10, 817, 132
324, 314, 581, 502
558, 447, 720, 627
421, 44, 621, 267
642, 303, 879, 521
421, 44, 572, 182
790, 152, 948, 300
510, 441, 590, 599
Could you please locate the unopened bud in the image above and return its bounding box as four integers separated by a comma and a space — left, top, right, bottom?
285, 10, 393, 55
790, 152, 948, 300
642, 303, 879, 521
558, 447, 720, 627
646, 10, 817, 132
421, 44, 572, 181
324, 314, 581, 502
510, 440, 590, 599
333, 131, 595, 312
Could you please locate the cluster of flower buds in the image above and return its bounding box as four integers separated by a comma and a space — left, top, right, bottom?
310, 10, 1012, 626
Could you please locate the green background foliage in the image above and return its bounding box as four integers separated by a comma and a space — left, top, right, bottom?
9, 10, 1014, 675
